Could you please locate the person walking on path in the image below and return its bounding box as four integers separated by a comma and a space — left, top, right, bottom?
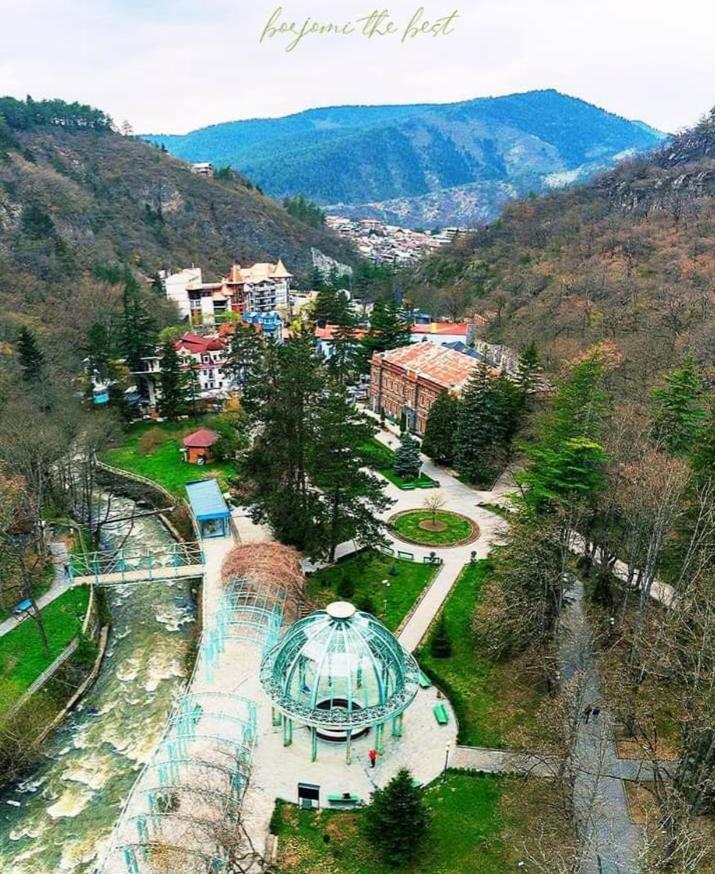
583, 705, 593, 724
368, 748, 378, 768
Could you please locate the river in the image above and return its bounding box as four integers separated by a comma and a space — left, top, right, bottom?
0, 497, 198, 874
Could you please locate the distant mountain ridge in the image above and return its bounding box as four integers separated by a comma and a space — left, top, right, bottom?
145, 90, 666, 227
405, 106, 715, 385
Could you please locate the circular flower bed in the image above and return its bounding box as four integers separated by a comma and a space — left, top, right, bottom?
389, 509, 479, 547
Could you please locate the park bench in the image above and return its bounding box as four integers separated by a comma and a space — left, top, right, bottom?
433, 703, 449, 725
327, 793, 361, 808
419, 671, 432, 688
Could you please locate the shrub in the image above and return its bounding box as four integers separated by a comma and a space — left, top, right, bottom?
137, 427, 166, 456
356, 593, 375, 614
337, 577, 355, 599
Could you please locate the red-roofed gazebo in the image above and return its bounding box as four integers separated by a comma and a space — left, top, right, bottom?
182, 428, 219, 465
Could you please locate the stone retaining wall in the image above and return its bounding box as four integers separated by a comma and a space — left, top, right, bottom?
95, 459, 199, 542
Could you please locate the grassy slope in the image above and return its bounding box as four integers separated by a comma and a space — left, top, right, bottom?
99, 419, 234, 497
0, 586, 90, 713
307, 551, 436, 632
274, 772, 571, 874
418, 562, 544, 749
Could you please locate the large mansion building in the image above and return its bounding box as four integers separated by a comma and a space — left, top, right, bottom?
163, 261, 292, 322
369, 343, 489, 434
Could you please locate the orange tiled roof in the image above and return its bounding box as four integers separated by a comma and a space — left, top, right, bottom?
377, 343, 491, 392
316, 324, 368, 341
411, 322, 470, 336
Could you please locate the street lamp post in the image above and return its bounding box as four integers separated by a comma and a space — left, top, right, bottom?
442, 742, 450, 781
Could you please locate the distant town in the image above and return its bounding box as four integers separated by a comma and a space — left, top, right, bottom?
325, 215, 468, 264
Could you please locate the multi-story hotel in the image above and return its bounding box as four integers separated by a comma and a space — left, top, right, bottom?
161, 261, 292, 323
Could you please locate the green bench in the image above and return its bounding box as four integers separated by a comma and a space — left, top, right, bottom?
328, 793, 361, 807
433, 703, 449, 725
419, 671, 432, 688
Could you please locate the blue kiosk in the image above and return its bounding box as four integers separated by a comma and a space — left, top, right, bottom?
185, 479, 231, 539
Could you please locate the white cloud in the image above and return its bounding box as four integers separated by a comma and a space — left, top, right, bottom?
0, 0, 712, 132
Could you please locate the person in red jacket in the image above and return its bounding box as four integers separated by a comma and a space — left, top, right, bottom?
368, 748, 378, 768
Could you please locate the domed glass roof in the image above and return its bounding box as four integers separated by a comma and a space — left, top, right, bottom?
260, 602, 420, 732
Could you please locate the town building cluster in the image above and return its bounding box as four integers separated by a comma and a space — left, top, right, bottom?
161, 261, 292, 323
105, 255, 514, 426
325, 216, 465, 264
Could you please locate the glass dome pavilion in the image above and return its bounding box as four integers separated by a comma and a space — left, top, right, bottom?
260, 601, 420, 762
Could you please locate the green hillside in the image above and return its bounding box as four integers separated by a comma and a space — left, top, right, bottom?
145, 90, 665, 227
0, 97, 355, 367
406, 106, 715, 391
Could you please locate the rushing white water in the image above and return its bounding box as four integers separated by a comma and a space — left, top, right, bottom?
0, 497, 198, 874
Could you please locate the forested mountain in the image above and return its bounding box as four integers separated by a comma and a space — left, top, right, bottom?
407, 107, 715, 391
145, 90, 665, 227
0, 97, 355, 368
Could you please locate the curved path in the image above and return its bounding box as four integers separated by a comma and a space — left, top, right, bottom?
324, 419, 512, 652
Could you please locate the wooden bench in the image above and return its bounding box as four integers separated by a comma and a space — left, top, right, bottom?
433, 703, 449, 725
327, 793, 361, 808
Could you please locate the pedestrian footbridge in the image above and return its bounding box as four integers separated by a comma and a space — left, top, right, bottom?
70, 542, 204, 587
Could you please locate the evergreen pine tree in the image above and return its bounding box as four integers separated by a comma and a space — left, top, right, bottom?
364, 769, 429, 866
651, 354, 706, 456
422, 391, 460, 465
393, 431, 422, 480
328, 319, 361, 385
240, 335, 325, 552
691, 401, 715, 481
310, 387, 391, 560
455, 363, 501, 485
16, 326, 45, 383
359, 299, 412, 372
518, 352, 610, 511
84, 322, 113, 381
515, 340, 540, 407
314, 287, 352, 326
157, 339, 187, 421
430, 614, 452, 658
119, 276, 157, 371
223, 322, 266, 393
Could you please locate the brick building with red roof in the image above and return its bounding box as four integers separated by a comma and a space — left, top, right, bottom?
369, 343, 495, 434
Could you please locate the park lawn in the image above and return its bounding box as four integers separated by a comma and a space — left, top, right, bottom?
100, 418, 235, 497
306, 551, 437, 632
0, 557, 54, 623
418, 562, 544, 750
0, 586, 90, 714
392, 510, 474, 546
361, 438, 437, 490
273, 772, 572, 874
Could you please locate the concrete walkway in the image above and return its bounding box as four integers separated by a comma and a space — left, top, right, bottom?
560, 579, 643, 874
0, 540, 73, 638
323, 419, 511, 652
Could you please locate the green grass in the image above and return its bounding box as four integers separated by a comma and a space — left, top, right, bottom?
273, 772, 568, 874
0, 587, 90, 714
361, 438, 437, 490
418, 562, 543, 749
391, 510, 476, 546
0, 559, 54, 623
99, 418, 235, 497
306, 550, 437, 631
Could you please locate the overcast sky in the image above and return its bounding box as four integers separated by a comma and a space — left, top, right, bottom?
0, 0, 713, 134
